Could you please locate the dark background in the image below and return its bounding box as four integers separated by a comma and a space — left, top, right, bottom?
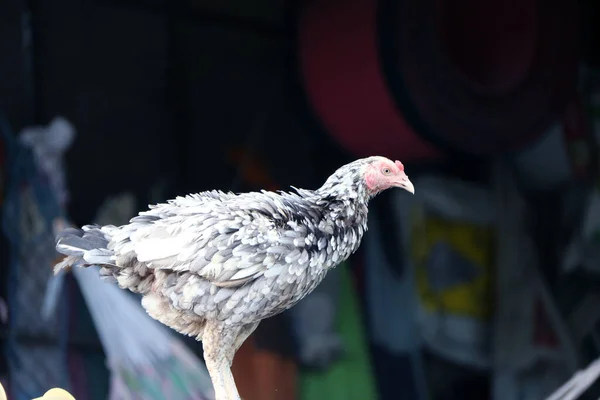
1, 0, 600, 399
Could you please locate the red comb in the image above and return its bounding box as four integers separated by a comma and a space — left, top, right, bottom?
395, 160, 404, 171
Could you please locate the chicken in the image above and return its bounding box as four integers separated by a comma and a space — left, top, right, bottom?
54, 155, 414, 400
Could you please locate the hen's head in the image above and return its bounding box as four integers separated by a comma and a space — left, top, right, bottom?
318, 156, 414, 199
363, 156, 414, 195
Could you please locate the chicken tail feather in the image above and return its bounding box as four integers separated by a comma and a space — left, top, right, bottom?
54, 224, 115, 274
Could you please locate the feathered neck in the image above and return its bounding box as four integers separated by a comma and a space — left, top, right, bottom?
314, 158, 374, 204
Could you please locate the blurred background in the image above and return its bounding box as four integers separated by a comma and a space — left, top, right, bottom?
1, 0, 600, 399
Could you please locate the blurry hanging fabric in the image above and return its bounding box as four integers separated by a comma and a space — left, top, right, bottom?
410, 176, 495, 370
0, 115, 70, 400
299, 262, 379, 400
364, 193, 428, 400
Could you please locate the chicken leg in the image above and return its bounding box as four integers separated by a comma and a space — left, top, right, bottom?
203, 321, 259, 400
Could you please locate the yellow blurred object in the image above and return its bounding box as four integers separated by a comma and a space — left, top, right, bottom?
412, 208, 494, 319
31, 388, 75, 400
0, 381, 6, 400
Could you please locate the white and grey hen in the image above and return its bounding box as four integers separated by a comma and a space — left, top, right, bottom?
54, 155, 414, 400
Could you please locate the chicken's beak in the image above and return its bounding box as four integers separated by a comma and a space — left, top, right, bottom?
395, 174, 415, 194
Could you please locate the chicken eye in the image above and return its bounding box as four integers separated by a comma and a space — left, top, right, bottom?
382, 167, 391, 175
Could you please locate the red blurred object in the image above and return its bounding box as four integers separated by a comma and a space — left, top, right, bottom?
298, 0, 441, 163
297, 0, 579, 159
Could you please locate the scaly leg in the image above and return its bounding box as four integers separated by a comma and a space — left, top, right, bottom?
221, 358, 241, 400
205, 360, 229, 400
202, 321, 242, 400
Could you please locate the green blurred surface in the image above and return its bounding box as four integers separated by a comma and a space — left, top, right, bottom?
300, 264, 379, 400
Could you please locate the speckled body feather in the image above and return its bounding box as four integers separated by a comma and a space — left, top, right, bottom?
55, 158, 375, 338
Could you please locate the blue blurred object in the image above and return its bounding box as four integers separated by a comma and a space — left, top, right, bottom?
0, 115, 70, 400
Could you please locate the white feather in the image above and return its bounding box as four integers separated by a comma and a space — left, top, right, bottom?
135, 237, 184, 262
229, 264, 263, 281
